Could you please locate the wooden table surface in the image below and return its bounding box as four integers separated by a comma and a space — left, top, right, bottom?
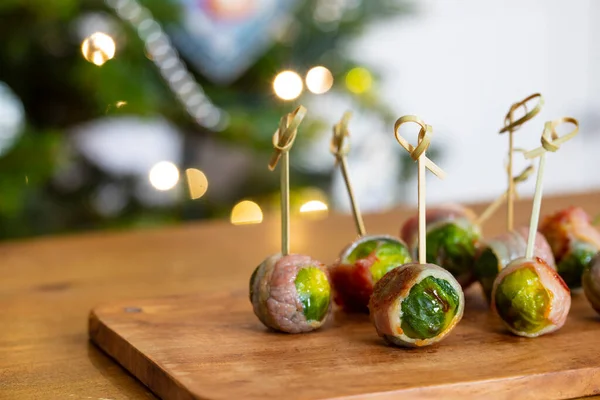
2, 191, 599, 399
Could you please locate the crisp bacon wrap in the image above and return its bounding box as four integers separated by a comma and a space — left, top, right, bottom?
400, 204, 481, 288
540, 207, 600, 288
329, 235, 412, 313
369, 263, 464, 348
250, 253, 332, 333
492, 257, 570, 338
474, 227, 556, 301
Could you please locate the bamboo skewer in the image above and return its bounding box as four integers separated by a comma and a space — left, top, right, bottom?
269, 106, 307, 256
475, 149, 535, 226
499, 93, 544, 231
331, 111, 366, 237
394, 116, 446, 264
523, 117, 579, 259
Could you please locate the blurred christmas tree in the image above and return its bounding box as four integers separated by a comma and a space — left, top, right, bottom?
0, 0, 415, 239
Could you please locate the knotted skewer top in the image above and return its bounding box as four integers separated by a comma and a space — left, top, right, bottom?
268, 106, 307, 170
499, 93, 544, 134
394, 115, 446, 179
525, 117, 579, 159
330, 111, 352, 163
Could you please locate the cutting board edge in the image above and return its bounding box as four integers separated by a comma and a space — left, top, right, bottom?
88, 296, 600, 400
89, 308, 198, 400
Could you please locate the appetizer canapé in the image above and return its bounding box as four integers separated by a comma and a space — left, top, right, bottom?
401, 204, 481, 288
250, 254, 332, 333
474, 227, 555, 301
540, 207, 600, 288
369, 263, 464, 347
329, 235, 412, 312
492, 257, 570, 338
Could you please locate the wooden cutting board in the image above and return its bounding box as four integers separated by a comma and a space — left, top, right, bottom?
89, 285, 600, 400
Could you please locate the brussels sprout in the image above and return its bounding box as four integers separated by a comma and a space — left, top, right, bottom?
492, 257, 570, 338
250, 253, 332, 333
582, 253, 600, 314
369, 263, 465, 347
557, 242, 597, 289
401, 276, 461, 340
295, 267, 331, 322
330, 235, 412, 312
473, 227, 556, 302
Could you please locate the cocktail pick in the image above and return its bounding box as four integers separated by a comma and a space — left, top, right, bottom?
475, 148, 535, 226
330, 111, 366, 237
394, 116, 446, 264
499, 93, 544, 231
524, 117, 579, 259
268, 105, 307, 256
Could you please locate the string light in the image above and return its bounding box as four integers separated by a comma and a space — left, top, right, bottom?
345, 67, 372, 94
105, 0, 228, 131
81, 32, 116, 66
148, 161, 179, 191
273, 71, 303, 100
305, 66, 334, 94
185, 168, 208, 199
231, 201, 263, 225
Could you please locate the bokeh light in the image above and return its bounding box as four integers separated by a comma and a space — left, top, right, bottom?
299, 200, 329, 220
345, 67, 372, 94
185, 168, 208, 200
81, 32, 116, 66
149, 161, 179, 191
305, 66, 334, 94
231, 200, 263, 225
273, 70, 303, 100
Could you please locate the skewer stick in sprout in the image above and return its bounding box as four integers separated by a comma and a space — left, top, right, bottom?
475, 148, 535, 226
330, 111, 365, 237
369, 116, 464, 348
491, 117, 578, 338
499, 93, 544, 231
250, 106, 333, 333
328, 112, 412, 312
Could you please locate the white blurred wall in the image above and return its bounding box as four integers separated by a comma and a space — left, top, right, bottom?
352, 0, 600, 205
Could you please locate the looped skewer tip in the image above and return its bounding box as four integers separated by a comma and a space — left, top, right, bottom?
394, 115, 446, 179
330, 111, 352, 163
524, 117, 579, 159
268, 105, 307, 170
499, 93, 544, 134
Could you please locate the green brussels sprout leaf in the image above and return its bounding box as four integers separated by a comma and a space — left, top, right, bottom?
295, 267, 331, 322
426, 223, 479, 279
344, 238, 412, 283
474, 247, 500, 301
494, 267, 550, 334
400, 276, 460, 340
557, 241, 597, 289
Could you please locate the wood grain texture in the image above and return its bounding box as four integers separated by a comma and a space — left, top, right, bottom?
1, 191, 600, 399
89, 287, 600, 400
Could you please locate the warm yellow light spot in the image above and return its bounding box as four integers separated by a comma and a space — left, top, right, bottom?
345, 67, 372, 94
299, 200, 328, 220
231, 200, 263, 225
300, 200, 328, 213
116, 101, 127, 108
185, 168, 208, 199
305, 66, 334, 94
149, 161, 179, 191
81, 32, 116, 66
273, 70, 303, 100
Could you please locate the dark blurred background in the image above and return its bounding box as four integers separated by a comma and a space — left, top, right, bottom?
0, 0, 597, 240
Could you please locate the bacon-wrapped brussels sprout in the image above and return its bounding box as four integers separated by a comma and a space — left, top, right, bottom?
492, 257, 570, 338
329, 235, 412, 312
474, 227, 556, 301
540, 207, 600, 288
401, 204, 481, 288
250, 253, 332, 333
369, 263, 464, 347
583, 254, 600, 314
